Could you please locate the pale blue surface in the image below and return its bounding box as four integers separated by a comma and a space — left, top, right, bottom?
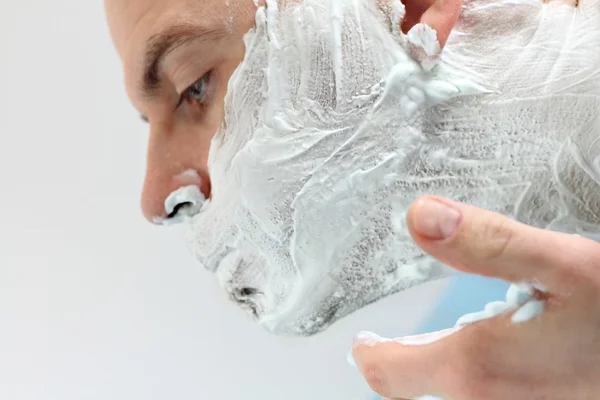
417, 274, 509, 333
369, 274, 509, 400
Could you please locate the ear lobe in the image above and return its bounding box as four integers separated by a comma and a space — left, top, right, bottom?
402, 0, 464, 49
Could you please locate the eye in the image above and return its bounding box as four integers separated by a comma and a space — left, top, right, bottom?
179, 72, 212, 107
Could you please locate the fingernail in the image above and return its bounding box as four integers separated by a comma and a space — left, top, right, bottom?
412, 198, 461, 240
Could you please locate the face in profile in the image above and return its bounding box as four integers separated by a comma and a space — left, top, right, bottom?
106, 0, 600, 336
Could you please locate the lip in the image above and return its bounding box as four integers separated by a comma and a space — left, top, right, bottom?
211, 251, 267, 319
229, 286, 263, 318
190, 233, 304, 333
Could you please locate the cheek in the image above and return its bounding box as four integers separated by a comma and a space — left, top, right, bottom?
207, 56, 245, 124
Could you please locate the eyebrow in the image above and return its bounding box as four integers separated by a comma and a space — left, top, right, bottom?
141, 23, 225, 97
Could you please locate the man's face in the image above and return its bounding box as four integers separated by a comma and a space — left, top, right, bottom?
106, 0, 600, 336
106, 0, 457, 335
105, 0, 256, 222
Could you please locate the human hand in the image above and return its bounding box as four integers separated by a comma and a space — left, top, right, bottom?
352, 196, 600, 400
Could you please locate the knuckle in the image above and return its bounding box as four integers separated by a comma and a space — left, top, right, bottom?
470, 214, 515, 262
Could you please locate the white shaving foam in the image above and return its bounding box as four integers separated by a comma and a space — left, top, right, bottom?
175, 169, 202, 184
186, 0, 600, 336
154, 185, 206, 226
407, 23, 441, 71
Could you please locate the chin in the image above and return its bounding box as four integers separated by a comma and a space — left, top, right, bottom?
187, 218, 452, 337
258, 302, 346, 337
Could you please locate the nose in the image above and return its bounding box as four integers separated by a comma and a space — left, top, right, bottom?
141, 168, 210, 225
139, 106, 216, 225
140, 117, 214, 225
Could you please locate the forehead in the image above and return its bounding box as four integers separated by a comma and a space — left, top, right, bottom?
105, 0, 230, 51
105, 0, 251, 96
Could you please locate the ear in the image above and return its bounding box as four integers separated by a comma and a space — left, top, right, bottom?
402, 0, 463, 49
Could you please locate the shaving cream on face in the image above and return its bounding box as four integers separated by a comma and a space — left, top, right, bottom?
175, 169, 202, 184
187, 0, 600, 336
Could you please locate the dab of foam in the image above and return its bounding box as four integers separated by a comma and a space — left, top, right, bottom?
455, 282, 546, 327
406, 23, 441, 71
153, 185, 206, 226
175, 169, 202, 183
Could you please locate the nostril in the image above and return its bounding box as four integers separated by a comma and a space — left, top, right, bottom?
164, 185, 205, 217
153, 185, 206, 225
167, 201, 194, 219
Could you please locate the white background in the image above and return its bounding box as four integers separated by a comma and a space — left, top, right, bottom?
0, 1, 447, 399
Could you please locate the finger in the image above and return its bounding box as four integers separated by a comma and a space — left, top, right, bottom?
419, 0, 463, 48
400, 0, 437, 33
353, 340, 439, 399
352, 329, 460, 398
407, 196, 600, 293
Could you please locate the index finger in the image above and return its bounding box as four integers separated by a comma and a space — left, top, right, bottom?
407, 196, 600, 294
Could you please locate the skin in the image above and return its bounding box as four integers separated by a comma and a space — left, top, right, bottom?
105, 0, 597, 398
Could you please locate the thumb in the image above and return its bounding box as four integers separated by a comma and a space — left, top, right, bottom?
418, 0, 463, 48
407, 196, 598, 293
352, 329, 460, 399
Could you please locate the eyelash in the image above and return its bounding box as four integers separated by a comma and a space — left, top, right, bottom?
177, 71, 213, 108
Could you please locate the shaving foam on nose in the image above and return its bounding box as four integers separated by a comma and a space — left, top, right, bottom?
153, 185, 206, 226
